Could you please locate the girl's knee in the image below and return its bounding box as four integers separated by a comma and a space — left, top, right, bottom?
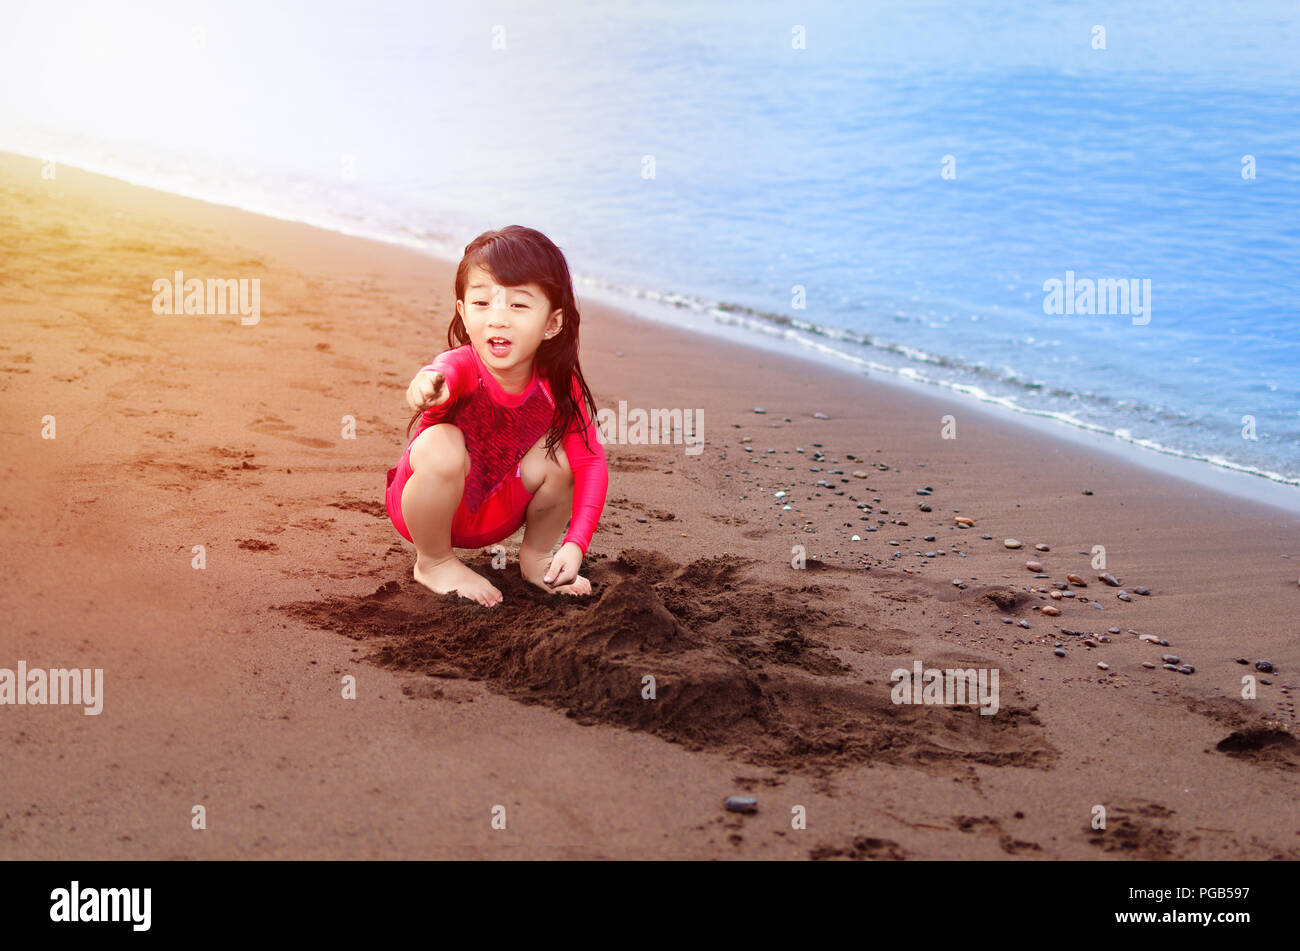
520, 441, 572, 496
409, 424, 469, 479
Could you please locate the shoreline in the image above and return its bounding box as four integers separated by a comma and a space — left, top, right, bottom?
578, 279, 1300, 514
2, 151, 1297, 861
7, 148, 1296, 507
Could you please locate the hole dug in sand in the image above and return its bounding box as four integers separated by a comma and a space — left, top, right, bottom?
284, 549, 1055, 775
1215, 727, 1300, 768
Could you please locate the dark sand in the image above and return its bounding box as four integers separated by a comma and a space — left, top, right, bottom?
1, 152, 1296, 860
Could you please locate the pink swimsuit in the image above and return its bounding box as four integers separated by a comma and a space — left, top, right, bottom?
385, 344, 608, 554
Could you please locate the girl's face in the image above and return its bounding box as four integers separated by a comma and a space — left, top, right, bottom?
456, 264, 562, 383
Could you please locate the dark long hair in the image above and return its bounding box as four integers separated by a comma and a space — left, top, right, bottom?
407, 226, 599, 461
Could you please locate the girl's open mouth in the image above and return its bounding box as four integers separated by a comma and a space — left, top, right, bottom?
487, 337, 512, 358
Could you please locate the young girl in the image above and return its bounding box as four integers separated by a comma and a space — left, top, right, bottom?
384, 226, 608, 607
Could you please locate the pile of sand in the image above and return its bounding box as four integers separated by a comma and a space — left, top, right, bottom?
284, 549, 1056, 774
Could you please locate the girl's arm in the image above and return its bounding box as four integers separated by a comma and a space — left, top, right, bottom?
559, 377, 608, 556
413, 345, 476, 427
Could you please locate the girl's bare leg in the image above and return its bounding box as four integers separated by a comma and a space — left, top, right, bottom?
400, 423, 503, 607
517, 438, 592, 596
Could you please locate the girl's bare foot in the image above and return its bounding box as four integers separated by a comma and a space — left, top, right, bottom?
413, 552, 502, 606
518, 546, 592, 596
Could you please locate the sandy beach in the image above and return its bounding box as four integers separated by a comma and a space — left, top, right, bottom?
1, 151, 1297, 860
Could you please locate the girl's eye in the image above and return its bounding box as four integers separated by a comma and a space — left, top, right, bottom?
511, 303, 527, 308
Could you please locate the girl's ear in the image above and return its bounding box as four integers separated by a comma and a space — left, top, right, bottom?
545, 308, 563, 339
455, 298, 464, 321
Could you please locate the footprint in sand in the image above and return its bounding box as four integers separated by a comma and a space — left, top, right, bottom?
953, 815, 1043, 855
1086, 800, 1179, 858
809, 836, 907, 861
248, 415, 333, 448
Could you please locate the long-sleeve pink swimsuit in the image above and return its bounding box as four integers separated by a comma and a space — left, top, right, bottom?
385, 343, 608, 554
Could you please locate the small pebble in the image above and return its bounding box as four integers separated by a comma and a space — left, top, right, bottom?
1099, 573, 1119, 587
1026, 561, 1044, 572
1067, 574, 1086, 587
636, 516, 648, 523
1035, 544, 1050, 552
1018, 620, 1030, 629
1054, 649, 1066, 658
1001, 617, 1013, 624
724, 796, 758, 813
1162, 663, 1179, 672
954, 517, 975, 526
1134, 587, 1151, 596
1255, 660, 1275, 673
1161, 654, 1181, 665
1050, 591, 1062, 600
813, 412, 829, 420
1097, 634, 1111, 643
1235, 657, 1250, 665
1177, 665, 1195, 675
1097, 662, 1109, 670
1004, 539, 1023, 549
1108, 627, 1120, 635
753, 408, 767, 414
1082, 639, 1099, 648
1041, 606, 1060, 617
1117, 591, 1132, 602
981, 534, 993, 540
1142, 662, 1157, 669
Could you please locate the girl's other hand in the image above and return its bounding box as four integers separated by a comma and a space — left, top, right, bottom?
406, 369, 448, 412
543, 541, 585, 586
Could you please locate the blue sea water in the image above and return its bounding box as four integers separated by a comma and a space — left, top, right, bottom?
3, 0, 1297, 484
